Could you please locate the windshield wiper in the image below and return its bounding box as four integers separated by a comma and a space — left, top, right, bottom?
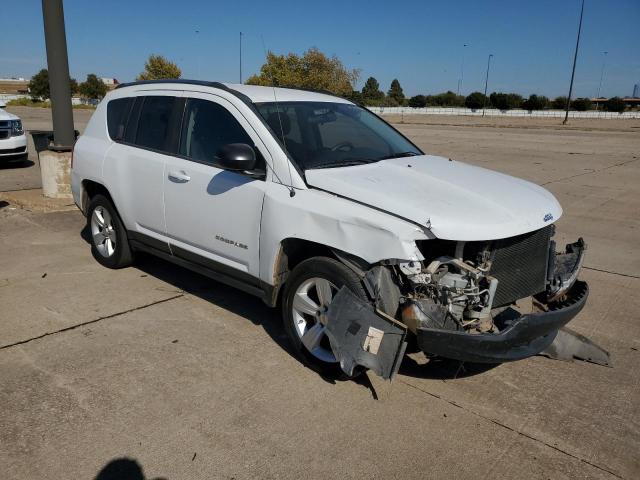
376, 151, 420, 161
308, 159, 376, 170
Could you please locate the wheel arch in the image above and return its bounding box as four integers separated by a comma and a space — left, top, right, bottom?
263, 237, 371, 308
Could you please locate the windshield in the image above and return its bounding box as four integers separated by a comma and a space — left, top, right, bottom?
256, 102, 422, 170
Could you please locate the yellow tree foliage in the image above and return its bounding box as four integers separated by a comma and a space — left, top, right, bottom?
137, 54, 182, 81
246, 48, 359, 97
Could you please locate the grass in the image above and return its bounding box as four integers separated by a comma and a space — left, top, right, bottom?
6, 97, 96, 109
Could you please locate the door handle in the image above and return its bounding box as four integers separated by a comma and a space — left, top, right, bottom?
168, 171, 191, 183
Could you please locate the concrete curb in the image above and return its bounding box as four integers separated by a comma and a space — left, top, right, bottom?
0, 188, 77, 213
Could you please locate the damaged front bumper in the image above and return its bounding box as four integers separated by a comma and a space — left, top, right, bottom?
416, 280, 589, 364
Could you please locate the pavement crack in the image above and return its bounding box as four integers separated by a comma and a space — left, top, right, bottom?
399, 379, 625, 479
542, 157, 640, 186
583, 266, 640, 280
0, 294, 184, 350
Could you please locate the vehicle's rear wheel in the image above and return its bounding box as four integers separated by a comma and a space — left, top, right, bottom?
282, 256, 368, 378
87, 194, 133, 269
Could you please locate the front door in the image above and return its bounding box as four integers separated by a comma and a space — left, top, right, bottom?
163, 93, 269, 280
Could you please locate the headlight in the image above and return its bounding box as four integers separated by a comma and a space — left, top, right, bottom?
11, 120, 23, 136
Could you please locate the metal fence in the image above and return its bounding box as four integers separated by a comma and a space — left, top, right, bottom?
368, 106, 640, 119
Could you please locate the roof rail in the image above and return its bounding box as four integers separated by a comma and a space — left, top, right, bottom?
115, 79, 229, 90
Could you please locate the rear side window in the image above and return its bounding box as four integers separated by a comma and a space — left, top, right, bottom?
179, 98, 253, 163
106, 97, 133, 140
135, 96, 176, 151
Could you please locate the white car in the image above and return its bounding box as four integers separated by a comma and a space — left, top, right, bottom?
71, 80, 588, 379
0, 102, 28, 162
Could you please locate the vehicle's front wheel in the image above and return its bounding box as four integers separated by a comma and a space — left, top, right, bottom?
282, 256, 368, 378
87, 194, 133, 269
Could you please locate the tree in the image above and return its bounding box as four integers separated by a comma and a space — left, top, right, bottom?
490, 92, 523, 110
69, 78, 78, 96
246, 48, 359, 97
522, 94, 548, 111
345, 90, 364, 104
427, 91, 465, 107
551, 96, 568, 109
605, 97, 626, 113
408, 95, 427, 108
465, 91, 486, 110
137, 54, 182, 81
387, 79, 404, 105
28, 69, 50, 101
571, 97, 592, 111
79, 74, 108, 100
361, 76, 385, 104
28, 69, 78, 101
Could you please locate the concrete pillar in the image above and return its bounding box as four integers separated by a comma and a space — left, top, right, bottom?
40, 150, 72, 198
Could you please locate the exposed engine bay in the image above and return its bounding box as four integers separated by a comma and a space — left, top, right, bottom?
326, 225, 606, 380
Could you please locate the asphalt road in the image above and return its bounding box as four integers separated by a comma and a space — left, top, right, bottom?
1, 110, 639, 479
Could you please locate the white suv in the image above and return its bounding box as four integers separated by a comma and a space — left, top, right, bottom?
0, 102, 28, 162
72, 80, 588, 379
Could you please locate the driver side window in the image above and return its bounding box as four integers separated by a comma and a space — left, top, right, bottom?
179, 98, 264, 171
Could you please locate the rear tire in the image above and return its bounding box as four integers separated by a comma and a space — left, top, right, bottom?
282, 256, 368, 378
87, 194, 133, 269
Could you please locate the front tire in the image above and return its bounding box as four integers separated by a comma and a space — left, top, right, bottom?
282, 256, 368, 378
87, 194, 133, 269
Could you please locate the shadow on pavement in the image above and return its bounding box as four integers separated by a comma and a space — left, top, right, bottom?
79, 225, 497, 388
95, 457, 166, 480
0, 200, 8, 209
400, 354, 500, 379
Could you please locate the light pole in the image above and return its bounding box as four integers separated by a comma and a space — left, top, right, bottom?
41, 0, 74, 149
457, 43, 468, 95
239, 31, 243, 83
194, 30, 201, 79
563, 0, 585, 125
482, 54, 493, 117
596, 50, 608, 109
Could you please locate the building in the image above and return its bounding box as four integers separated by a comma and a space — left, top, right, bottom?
633, 84, 639, 98
590, 97, 640, 109
100, 78, 120, 90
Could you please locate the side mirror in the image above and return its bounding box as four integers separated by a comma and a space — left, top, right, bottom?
213, 143, 256, 171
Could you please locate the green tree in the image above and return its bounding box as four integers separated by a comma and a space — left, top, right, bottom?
408, 95, 427, 108
551, 96, 568, 109
28, 69, 50, 101
491, 92, 524, 110
387, 79, 404, 104
361, 76, 385, 104
522, 94, 548, 111
69, 78, 78, 96
605, 97, 626, 113
345, 90, 364, 104
427, 91, 465, 107
79, 74, 108, 99
465, 91, 486, 110
246, 48, 359, 97
570, 97, 592, 111
137, 54, 182, 81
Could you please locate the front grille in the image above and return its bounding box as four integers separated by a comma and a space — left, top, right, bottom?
0, 121, 9, 128
489, 225, 553, 306
0, 130, 9, 140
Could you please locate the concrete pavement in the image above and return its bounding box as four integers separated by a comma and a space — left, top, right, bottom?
1, 115, 639, 479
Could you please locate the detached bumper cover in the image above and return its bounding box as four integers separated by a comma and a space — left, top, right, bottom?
416, 281, 589, 363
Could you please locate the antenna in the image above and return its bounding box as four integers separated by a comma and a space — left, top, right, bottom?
261, 35, 296, 197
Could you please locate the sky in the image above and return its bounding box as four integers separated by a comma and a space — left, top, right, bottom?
1, 0, 639, 99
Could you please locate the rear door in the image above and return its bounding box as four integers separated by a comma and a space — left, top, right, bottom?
103, 93, 181, 247
163, 93, 269, 280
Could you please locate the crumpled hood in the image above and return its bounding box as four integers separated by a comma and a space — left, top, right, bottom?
0, 108, 19, 121
305, 155, 562, 241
